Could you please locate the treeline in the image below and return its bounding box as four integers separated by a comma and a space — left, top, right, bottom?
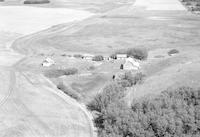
88, 83, 200, 137
181, 0, 200, 11
24, 0, 50, 4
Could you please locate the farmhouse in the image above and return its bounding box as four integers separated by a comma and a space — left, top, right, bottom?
124, 57, 140, 70
42, 57, 55, 67
116, 54, 127, 60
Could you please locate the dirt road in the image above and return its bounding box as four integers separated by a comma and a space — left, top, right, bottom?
0, 52, 95, 137
0, 34, 95, 137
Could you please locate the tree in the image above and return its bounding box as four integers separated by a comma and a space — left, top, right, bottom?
92, 55, 104, 61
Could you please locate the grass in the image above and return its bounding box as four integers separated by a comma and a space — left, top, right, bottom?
67, 74, 108, 103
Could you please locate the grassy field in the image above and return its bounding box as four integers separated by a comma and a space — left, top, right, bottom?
11, 1, 200, 104
13, 7, 200, 55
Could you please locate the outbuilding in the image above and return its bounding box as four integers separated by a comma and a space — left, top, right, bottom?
116, 54, 127, 60
42, 57, 55, 67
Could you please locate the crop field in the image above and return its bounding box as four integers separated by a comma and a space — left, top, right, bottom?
0, 6, 93, 35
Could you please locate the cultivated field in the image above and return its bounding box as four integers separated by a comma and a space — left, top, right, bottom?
0, 6, 93, 35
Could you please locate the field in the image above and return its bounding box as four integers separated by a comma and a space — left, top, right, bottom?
0, 0, 134, 13
11, 0, 200, 105
0, 6, 93, 35
12, 7, 200, 55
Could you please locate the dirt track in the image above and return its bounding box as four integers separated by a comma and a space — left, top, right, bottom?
0, 4, 96, 137
0, 33, 95, 137
0, 50, 95, 137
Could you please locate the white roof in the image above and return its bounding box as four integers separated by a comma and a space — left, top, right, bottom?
44, 57, 55, 63
116, 54, 127, 57
124, 57, 140, 70
83, 54, 94, 57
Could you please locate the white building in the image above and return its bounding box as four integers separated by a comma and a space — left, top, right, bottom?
116, 54, 127, 60
42, 57, 55, 67
124, 57, 140, 70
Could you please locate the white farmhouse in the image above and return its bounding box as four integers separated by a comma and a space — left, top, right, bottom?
116, 54, 127, 60
42, 57, 55, 67
124, 57, 140, 70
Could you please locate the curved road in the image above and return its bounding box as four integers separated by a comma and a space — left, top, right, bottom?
0, 56, 96, 137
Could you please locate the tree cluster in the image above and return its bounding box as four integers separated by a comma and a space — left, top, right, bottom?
24, 0, 50, 4
92, 55, 104, 61
88, 86, 200, 137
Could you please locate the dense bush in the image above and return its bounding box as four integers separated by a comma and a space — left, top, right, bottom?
181, 0, 200, 12
116, 72, 146, 87
24, 0, 50, 4
57, 82, 81, 101
130, 87, 200, 137
168, 49, 179, 56
88, 86, 200, 137
87, 83, 125, 112
92, 55, 104, 61
73, 54, 84, 59
44, 68, 78, 78
127, 48, 148, 60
